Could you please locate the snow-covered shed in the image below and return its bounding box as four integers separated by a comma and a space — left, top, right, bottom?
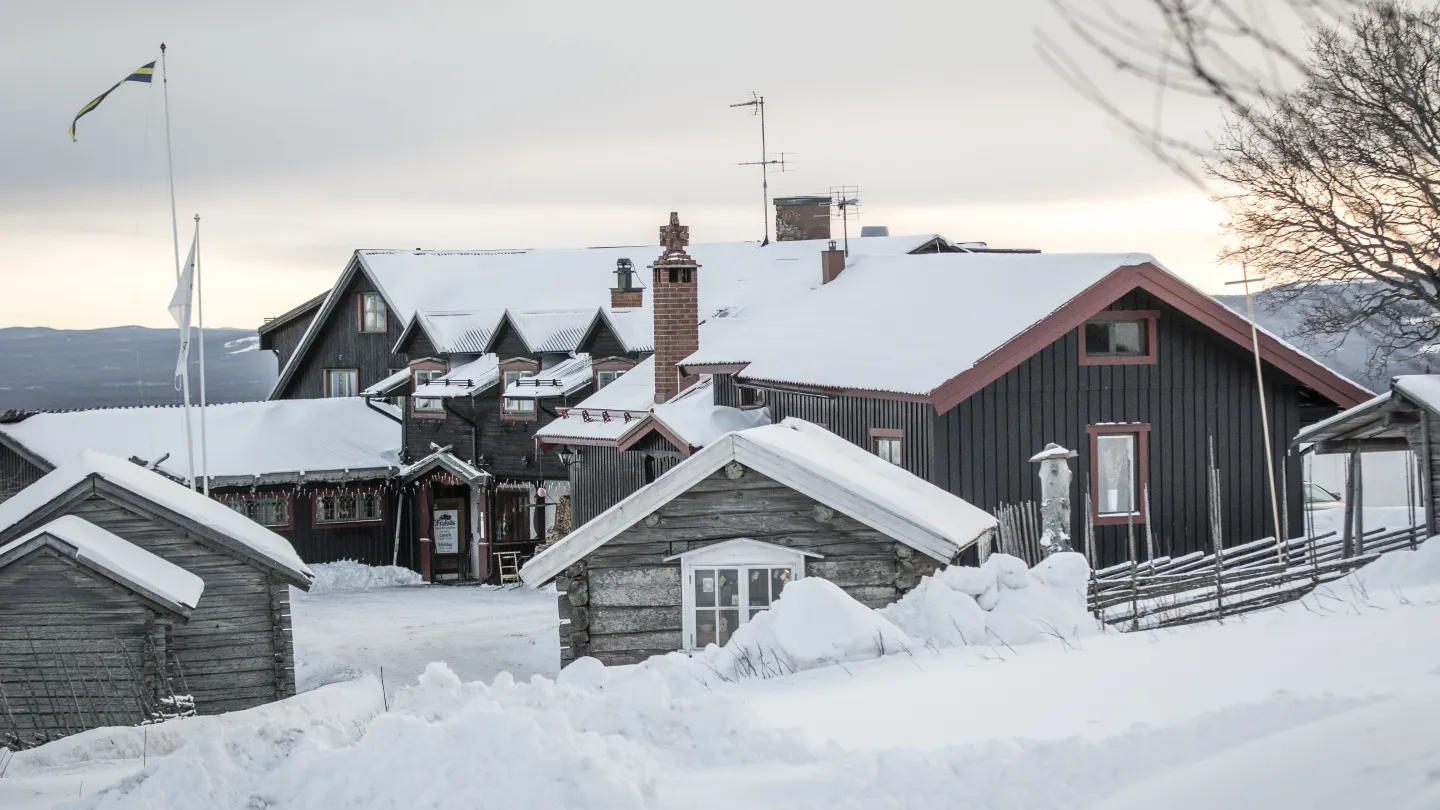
0, 451, 314, 716
0, 398, 403, 567
521, 418, 997, 667
0, 515, 204, 745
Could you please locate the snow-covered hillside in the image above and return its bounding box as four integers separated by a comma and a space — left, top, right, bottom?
4, 548, 1439, 810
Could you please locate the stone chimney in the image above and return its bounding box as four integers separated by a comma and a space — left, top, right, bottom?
774, 196, 831, 241
821, 240, 846, 284
650, 212, 700, 403
610, 258, 643, 308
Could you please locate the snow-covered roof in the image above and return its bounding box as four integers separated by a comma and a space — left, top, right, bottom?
504, 310, 596, 354
0, 451, 313, 586
1393, 376, 1440, 414
398, 446, 489, 485
0, 515, 205, 617
407, 309, 504, 355
506, 354, 593, 400
685, 252, 1156, 395
648, 379, 772, 449
413, 355, 500, 399
361, 368, 412, 397
0, 399, 401, 484
271, 235, 949, 398
522, 417, 996, 585
601, 308, 654, 353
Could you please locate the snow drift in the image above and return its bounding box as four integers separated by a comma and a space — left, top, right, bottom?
307, 560, 425, 593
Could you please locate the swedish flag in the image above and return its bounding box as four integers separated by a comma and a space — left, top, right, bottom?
69, 60, 157, 141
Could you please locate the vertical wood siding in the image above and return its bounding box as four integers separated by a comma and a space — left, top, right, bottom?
932, 290, 1311, 567
225, 482, 398, 569
0, 443, 46, 502
278, 270, 406, 400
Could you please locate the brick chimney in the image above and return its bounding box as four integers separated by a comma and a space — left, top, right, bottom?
821, 240, 846, 284
651, 212, 700, 404
610, 258, 643, 308
774, 195, 831, 241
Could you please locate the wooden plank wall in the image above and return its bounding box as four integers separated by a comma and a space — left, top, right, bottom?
0, 443, 45, 502
932, 290, 1311, 567
0, 548, 162, 742
566, 465, 939, 666
569, 445, 679, 527
277, 270, 405, 400
62, 495, 294, 714
227, 482, 397, 569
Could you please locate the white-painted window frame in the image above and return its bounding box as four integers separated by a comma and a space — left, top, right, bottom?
413, 368, 446, 413
667, 538, 820, 652
324, 368, 359, 398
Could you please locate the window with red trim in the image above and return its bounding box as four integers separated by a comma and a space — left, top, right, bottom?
870, 428, 904, 465
1088, 424, 1150, 525
1079, 311, 1158, 366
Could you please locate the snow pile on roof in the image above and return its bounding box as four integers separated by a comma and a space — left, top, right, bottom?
1394, 375, 1440, 414
534, 357, 656, 444
0, 450, 312, 583
601, 307, 653, 352
360, 368, 411, 397
506, 354, 592, 400
0, 398, 400, 480
414, 355, 500, 399
307, 560, 425, 593
651, 380, 771, 447
684, 252, 1158, 395
879, 552, 1098, 648
2, 515, 205, 611
705, 578, 916, 678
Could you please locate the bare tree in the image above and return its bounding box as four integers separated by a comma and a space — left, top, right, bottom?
1210, 5, 1440, 363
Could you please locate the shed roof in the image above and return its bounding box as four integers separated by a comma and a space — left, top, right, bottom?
0, 515, 205, 618
413, 355, 500, 399
506, 354, 593, 400
521, 418, 997, 585
0, 398, 400, 485
1293, 374, 1440, 448
0, 450, 313, 587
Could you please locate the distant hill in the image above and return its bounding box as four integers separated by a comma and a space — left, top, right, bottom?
1214, 291, 1429, 394
0, 326, 277, 411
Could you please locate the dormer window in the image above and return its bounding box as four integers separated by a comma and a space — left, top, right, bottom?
359, 292, 387, 333
501, 363, 538, 419
596, 369, 624, 389
1079, 311, 1158, 366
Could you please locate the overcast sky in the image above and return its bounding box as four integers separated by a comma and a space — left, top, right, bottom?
0, 0, 1236, 330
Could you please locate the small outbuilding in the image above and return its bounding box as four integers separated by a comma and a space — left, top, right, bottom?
0, 451, 314, 716
0, 515, 204, 745
521, 418, 997, 666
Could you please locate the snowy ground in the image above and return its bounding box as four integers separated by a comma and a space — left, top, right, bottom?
5, 544, 1440, 809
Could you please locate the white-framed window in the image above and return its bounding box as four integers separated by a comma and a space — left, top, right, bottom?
502, 369, 536, 414
595, 369, 624, 390
359, 292, 387, 333
324, 368, 358, 398
1095, 432, 1138, 516
225, 496, 291, 529
670, 538, 817, 651
413, 369, 445, 413
315, 491, 383, 525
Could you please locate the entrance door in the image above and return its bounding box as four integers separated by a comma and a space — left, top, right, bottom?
431, 497, 468, 581
489, 488, 536, 584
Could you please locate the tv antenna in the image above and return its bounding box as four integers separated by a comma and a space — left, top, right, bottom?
831, 186, 861, 256
730, 92, 790, 245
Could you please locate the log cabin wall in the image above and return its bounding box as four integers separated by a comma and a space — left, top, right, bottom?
0, 486, 299, 714
0, 546, 170, 742
560, 464, 940, 666
931, 290, 1311, 567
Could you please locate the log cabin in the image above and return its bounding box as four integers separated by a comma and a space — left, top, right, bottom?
0, 515, 203, 745
0, 398, 401, 568
0, 451, 314, 715
521, 418, 998, 666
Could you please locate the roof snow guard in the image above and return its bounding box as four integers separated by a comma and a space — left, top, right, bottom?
521, 418, 997, 585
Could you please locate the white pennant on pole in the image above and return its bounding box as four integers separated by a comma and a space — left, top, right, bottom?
168, 223, 199, 489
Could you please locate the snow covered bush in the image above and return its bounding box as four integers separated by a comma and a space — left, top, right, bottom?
879, 552, 1099, 648
307, 560, 424, 593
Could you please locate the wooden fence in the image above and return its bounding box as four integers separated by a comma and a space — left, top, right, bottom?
1087, 523, 1426, 630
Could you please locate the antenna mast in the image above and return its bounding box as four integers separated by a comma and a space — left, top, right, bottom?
730, 92, 789, 245
831, 186, 861, 256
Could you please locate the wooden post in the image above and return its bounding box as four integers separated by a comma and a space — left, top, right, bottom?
1423, 411, 1437, 538
1353, 449, 1365, 556
1340, 451, 1357, 558
474, 486, 490, 582
419, 481, 433, 582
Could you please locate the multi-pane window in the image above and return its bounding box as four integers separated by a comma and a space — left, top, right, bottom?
1084, 318, 1148, 357
225, 496, 290, 529
595, 369, 624, 390
359, 293, 387, 333
1095, 432, 1138, 516
678, 539, 807, 652
413, 369, 445, 413
315, 492, 383, 525
502, 369, 536, 414
690, 565, 795, 648
873, 436, 902, 465
325, 368, 358, 398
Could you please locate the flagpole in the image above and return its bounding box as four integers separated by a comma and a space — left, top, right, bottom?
161, 43, 181, 282
196, 214, 210, 497
179, 219, 198, 491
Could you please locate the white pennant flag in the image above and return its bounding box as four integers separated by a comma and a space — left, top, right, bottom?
168, 232, 198, 380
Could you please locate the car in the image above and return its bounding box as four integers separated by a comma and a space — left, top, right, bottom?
1304, 481, 1344, 511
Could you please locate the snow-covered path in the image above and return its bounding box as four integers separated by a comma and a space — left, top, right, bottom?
291, 583, 558, 692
